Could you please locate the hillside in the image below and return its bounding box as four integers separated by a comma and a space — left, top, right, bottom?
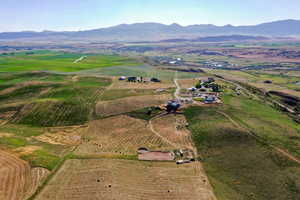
0, 19, 300, 42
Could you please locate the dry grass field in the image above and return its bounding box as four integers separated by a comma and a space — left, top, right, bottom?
95, 94, 172, 117
75, 115, 173, 155
24, 168, 50, 200
177, 79, 199, 89
35, 159, 216, 200
111, 80, 175, 90
151, 114, 195, 150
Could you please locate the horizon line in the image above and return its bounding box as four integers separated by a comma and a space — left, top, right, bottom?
1, 18, 299, 33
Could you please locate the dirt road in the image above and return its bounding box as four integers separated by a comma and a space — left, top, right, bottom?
73, 56, 87, 63
174, 71, 181, 100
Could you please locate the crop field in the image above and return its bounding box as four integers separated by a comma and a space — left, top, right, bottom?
111, 80, 175, 89
95, 94, 172, 117
35, 159, 216, 200
0, 150, 32, 200
2, 44, 300, 200
84, 64, 201, 80
0, 72, 112, 126
0, 51, 140, 72
75, 115, 173, 155
151, 114, 195, 150
99, 88, 173, 101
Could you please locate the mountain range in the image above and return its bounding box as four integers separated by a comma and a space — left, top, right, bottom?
0, 19, 300, 42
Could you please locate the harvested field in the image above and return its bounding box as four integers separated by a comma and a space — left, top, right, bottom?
112, 80, 175, 90
34, 131, 82, 146
15, 146, 42, 155
25, 167, 50, 200
36, 159, 216, 200
0, 132, 14, 138
177, 79, 199, 89
151, 114, 194, 150
0, 150, 32, 200
75, 115, 173, 155
138, 151, 175, 161
96, 94, 172, 117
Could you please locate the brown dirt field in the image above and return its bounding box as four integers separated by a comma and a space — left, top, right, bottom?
0, 111, 17, 120
112, 80, 175, 90
33, 131, 82, 146
75, 115, 173, 155
138, 151, 175, 161
24, 167, 50, 200
177, 79, 199, 89
0, 150, 32, 200
151, 114, 195, 150
0, 132, 14, 138
95, 94, 172, 117
15, 146, 42, 155
35, 159, 216, 200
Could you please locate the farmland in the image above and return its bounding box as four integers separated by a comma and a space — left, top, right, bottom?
184, 94, 300, 200
0, 51, 140, 72
0, 44, 300, 200
35, 159, 216, 200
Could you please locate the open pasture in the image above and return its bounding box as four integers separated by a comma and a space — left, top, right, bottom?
185, 99, 300, 200
0, 150, 32, 200
0, 51, 140, 72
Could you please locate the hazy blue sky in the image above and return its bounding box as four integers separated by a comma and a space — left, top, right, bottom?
1, 0, 300, 32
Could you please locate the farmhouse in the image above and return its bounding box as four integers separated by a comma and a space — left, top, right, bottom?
205, 95, 217, 104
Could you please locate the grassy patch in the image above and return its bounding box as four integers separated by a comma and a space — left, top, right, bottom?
222, 95, 300, 157
21, 150, 61, 170
0, 72, 112, 127
0, 124, 44, 137
0, 84, 58, 102
0, 137, 28, 147
0, 51, 140, 72
184, 106, 300, 200
17, 101, 90, 127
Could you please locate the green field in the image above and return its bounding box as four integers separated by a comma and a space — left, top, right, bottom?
0, 50, 140, 72
185, 105, 300, 200
0, 71, 113, 169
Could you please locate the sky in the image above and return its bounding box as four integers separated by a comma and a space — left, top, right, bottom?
1, 0, 300, 32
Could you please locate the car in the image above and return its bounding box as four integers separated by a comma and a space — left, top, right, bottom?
150, 78, 161, 82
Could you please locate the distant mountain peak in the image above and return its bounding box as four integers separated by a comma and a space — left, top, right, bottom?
169, 23, 182, 27
0, 19, 299, 41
